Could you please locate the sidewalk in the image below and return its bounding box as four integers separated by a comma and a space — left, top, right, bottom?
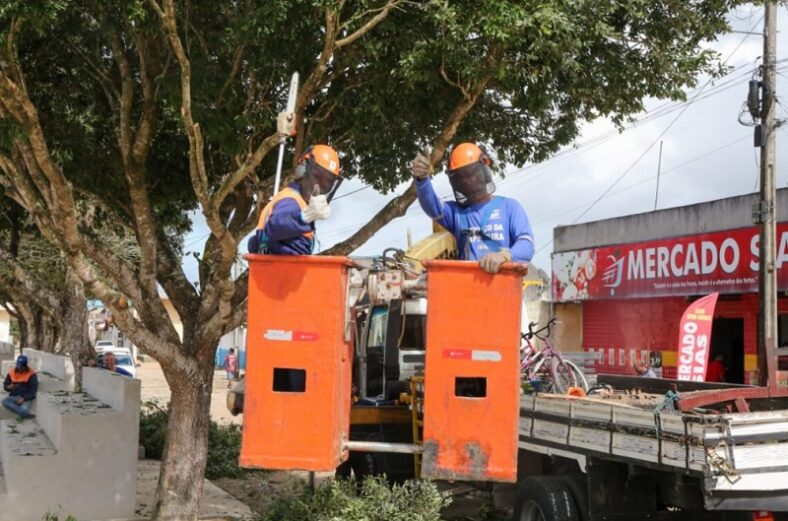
101, 460, 254, 521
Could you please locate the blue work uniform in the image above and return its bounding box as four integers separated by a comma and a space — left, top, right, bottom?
416, 177, 535, 262
247, 183, 316, 255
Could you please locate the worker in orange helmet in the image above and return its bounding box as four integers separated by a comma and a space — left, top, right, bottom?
411, 143, 534, 272
248, 144, 342, 255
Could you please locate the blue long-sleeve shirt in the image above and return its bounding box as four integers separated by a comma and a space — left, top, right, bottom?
4, 371, 38, 401
416, 177, 535, 262
248, 183, 316, 255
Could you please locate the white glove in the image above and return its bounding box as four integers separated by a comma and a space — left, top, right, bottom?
301, 194, 331, 223
411, 149, 432, 180
277, 111, 296, 138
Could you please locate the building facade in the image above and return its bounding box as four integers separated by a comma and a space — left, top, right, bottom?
552, 188, 788, 385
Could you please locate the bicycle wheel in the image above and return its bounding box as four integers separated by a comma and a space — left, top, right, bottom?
563, 359, 589, 392
549, 358, 587, 394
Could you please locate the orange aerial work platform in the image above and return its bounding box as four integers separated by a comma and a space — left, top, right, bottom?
240, 254, 353, 472
420, 260, 526, 482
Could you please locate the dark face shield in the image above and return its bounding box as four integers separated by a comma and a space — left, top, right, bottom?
302, 163, 343, 202
448, 162, 495, 206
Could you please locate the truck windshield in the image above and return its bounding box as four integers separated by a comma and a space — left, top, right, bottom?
367, 308, 388, 349
400, 314, 426, 350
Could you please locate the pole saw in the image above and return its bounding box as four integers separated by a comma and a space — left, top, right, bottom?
273, 72, 300, 196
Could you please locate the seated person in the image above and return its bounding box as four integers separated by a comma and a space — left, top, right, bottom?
102, 352, 132, 377
2, 355, 38, 419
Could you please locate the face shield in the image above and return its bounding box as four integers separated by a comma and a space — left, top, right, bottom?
448, 162, 495, 206
303, 162, 343, 202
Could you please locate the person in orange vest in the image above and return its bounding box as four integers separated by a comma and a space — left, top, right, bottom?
3, 355, 38, 419
247, 144, 342, 255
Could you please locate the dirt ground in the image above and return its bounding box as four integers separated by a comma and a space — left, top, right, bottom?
137, 357, 242, 425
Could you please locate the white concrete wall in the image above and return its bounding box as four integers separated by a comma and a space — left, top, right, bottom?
0, 366, 140, 521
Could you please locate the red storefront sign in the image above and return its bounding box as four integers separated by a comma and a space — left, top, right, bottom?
552, 223, 788, 301
676, 293, 718, 382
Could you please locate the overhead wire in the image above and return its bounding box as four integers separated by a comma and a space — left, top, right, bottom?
530, 134, 751, 227
531, 12, 765, 256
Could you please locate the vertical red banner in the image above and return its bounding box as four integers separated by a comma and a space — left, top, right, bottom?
676, 292, 719, 381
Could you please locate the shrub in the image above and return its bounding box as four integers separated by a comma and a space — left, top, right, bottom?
138, 401, 246, 479
258, 476, 449, 521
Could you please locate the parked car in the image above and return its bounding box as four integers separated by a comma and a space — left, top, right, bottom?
94, 340, 116, 353
97, 349, 137, 378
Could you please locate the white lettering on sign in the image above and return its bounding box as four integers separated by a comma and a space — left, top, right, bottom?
701, 241, 718, 275
748, 232, 788, 271
657, 247, 670, 277
624, 239, 743, 281
629, 250, 644, 280
645, 248, 656, 279
750, 234, 760, 271
670, 244, 684, 277
684, 244, 700, 276
720, 238, 739, 273
779, 232, 788, 269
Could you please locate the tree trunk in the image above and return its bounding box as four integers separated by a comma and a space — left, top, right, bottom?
16, 303, 32, 349
152, 361, 214, 521
37, 314, 58, 353
61, 268, 91, 389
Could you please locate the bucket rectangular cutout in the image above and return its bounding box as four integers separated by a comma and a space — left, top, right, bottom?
455, 377, 486, 398
273, 368, 306, 393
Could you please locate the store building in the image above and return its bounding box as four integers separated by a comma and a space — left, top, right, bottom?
552, 188, 788, 385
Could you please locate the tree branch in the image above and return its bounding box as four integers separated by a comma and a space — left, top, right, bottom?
211, 132, 280, 209
335, 0, 402, 49
324, 76, 492, 255
150, 0, 238, 268
214, 45, 245, 107
0, 247, 61, 313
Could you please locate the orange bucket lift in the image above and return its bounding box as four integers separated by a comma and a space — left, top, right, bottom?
239, 254, 525, 480
420, 260, 526, 482
240, 254, 354, 471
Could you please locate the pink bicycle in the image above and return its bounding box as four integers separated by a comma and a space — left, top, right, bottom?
520, 318, 588, 394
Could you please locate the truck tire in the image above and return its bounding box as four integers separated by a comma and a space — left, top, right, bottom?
559, 474, 588, 521
513, 477, 579, 521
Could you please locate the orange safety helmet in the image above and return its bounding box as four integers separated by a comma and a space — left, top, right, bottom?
447, 142, 495, 206
295, 144, 343, 200
448, 142, 492, 171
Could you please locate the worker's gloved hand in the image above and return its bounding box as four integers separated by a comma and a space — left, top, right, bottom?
277, 111, 296, 138
301, 194, 331, 223
479, 248, 512, 274
410, 149, 432, 180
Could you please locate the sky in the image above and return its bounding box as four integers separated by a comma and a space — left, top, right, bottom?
181, 4, 788, 285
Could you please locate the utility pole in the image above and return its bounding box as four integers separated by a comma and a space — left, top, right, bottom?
757, 2, 779, 391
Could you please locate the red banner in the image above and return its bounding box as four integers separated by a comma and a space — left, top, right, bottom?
676, 293, 718, 382
552, 223, 788, 301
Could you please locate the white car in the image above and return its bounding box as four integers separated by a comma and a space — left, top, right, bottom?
94, 340, 116, 353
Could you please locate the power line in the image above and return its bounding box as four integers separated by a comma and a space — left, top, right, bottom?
333, 184, 373, 201
530, 134, 750, 227
532, 15, 764, 256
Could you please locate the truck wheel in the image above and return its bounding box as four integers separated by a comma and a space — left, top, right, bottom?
559, 474, 588, 521
513, 477, 579, 521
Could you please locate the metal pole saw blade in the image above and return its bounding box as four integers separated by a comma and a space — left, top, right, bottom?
273, 72, 300, 196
